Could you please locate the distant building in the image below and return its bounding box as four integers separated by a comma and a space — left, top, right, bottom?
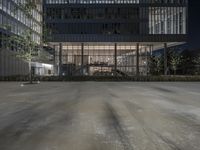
44, 0, 188, 76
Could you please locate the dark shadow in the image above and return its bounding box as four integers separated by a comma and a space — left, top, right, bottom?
22, 82, 40, 85
105, 103, 134, 150
152, 87, 174, 93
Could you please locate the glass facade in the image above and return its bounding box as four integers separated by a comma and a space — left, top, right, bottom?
0, 0, 42, 44
149, 7, 187, 34
45, 7, 140, 35
55, 43, 150, 76
55, 43, 153, 76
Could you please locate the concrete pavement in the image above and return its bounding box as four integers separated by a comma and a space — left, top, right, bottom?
0, 82, 200, 150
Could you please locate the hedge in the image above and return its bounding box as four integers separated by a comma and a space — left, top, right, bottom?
1, 75, 200, 82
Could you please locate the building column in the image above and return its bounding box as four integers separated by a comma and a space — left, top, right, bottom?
81, 43, 84, 76
145, 47, 148, 76
1, 34, 5, 77
0, 48, 2, 77
150, 44, 153, 55
164, 43, 168, 75
136, 43, 139, 76
147, 45, 152, 76
59, 43, 62, 76
114, 43, 117, 76
53, 45, 56, 75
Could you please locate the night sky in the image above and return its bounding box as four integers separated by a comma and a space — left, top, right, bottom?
189, 0, 200, 49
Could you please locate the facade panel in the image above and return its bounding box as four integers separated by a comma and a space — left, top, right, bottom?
44, 0, 188, 42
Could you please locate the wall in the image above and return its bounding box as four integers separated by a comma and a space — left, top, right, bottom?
0, 49, 29, 76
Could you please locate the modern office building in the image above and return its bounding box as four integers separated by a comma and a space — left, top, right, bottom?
0, 0, 44, 76
46, 0, 187, 76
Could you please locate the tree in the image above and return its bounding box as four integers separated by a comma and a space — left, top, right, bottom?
8, 30, 39, 83
148, 55, 163, 75
193, 54, 200, 65
192, 54, 200, 74
18, 0, 37, 16
169, 51, 183, 75
180, 49, 193, 75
